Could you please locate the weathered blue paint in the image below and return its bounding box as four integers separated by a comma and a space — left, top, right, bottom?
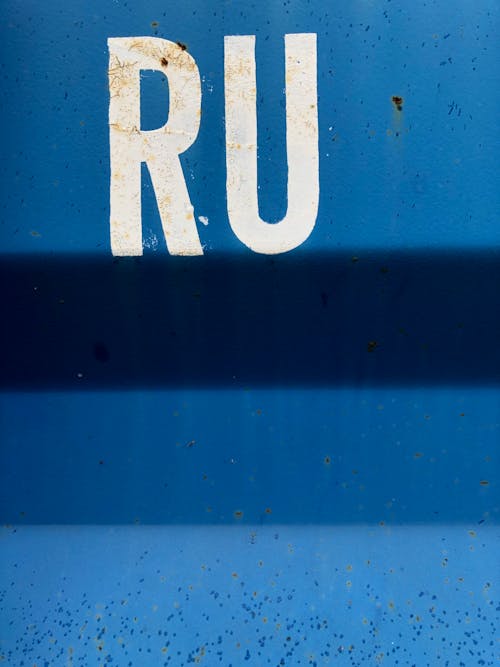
1, 525, 498, 666
0, 1, 498, 666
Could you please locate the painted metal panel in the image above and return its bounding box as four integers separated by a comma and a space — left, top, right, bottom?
0, 1, 498, 665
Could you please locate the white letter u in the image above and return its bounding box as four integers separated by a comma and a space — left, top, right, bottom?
224, 33, 319, 254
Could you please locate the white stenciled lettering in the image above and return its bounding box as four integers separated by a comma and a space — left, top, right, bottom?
224, 34, 319, 254
108, 37, 203, 256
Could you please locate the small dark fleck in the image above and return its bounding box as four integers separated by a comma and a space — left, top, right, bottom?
160, 57, 168, 67
367, 340, 378, 352
391, 95, 404, 111
151, 21, 159, 28
176, 41, 187, 51
93, 342, 110, 363
479, 480, 489, 486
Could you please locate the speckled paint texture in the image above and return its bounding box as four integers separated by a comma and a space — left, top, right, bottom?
0, 0, 498, 665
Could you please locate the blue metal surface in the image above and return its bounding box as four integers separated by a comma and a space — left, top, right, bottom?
1, 1, 498, 665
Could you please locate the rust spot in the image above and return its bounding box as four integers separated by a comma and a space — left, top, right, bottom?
160, 57, 168, 67
367, 341, 378, 353
392, 95, 404, 111
414, 452, 423, 459
176, 41, 187, 51
151, 21, 159, 28
264, 507, 272, 515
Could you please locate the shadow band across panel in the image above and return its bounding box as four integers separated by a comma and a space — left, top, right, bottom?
1, 249, 499, 389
